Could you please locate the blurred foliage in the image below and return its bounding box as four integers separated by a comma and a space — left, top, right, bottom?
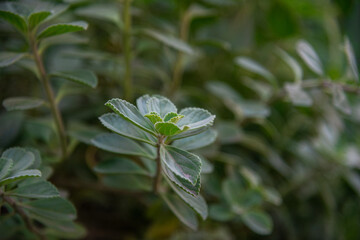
1, 0, 360, 239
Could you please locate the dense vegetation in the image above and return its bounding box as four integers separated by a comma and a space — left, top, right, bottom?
0, 0, 359, 239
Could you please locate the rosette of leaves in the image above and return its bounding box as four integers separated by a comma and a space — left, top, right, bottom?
0, 147, 84, 240
92, 95, 216, 230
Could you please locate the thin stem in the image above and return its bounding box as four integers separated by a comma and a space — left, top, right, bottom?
122, 0, 133, 101
0, 191, 46, 240
30, 34, 67, 159
168, 12, 190, 98
153, 137, 164, 194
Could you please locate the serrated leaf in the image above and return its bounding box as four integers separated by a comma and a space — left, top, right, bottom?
102, 174, 152, 191
94, 157, 149, 175
235, 57, 275, 84
99, 113, 156, 145
37, 21, 88, 40
136, 95, 151, 115
277, 48, 303, 82
161, 193, 198, 230
92, 133, 156, 158
7, 180, 59, 198
1, 147, 35, 173
160, 145, 201, 185
155, 122, 187, 136
172, 128, 217, 151
3, 97, 45, 111
0, 169, 41, 185
142, 29, 194, 55
166, 177, 208, 220
28, 11, 51, 29
146, 95, 177, 118
0, 52, 25, 67
0, 9, 27, 32
51, 70, 98, 88
164, 112, 179, 122
162, 164, 200, 196
241, 210, 273, 235
0, 157, 13, 180
144, 112, 163, 124
23, 197, 76, 221
296, 40, 324, 76
285, 83, 312, 106
105, 98, 156, 134
344, 37, 359, 81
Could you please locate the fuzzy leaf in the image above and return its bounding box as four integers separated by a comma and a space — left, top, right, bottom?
0, 52, 25, 68
241, 210, 273, 235
0, 157, 13, 180
155, 122, 187, 136
144, 112, 163, 124
105, 98, 156, 134
136, 95, 151, 115
94, 157, 149, 175
296, 40, 324, 76
160, 145, 201, 185
99, 113, 157, 145
3, 97, 45, 111
7, 180, 59, 198
1, 147, 35, 173
0, 169, 41, 185
172, 128, 217, 151
37, 21, 88, 39
146, 95, 177, 117
51, 70, 98, 88
92, 133, 156, 158
28, 11, 51, 29
164, 112, 179, 122
0, 9, 27, 32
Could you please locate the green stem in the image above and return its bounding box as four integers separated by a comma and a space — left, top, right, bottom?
153, 137, 164, 193
168, 12, 190, 98
0, 190, 47, 240
122, 0, 133, 101
30, 35, 67, 159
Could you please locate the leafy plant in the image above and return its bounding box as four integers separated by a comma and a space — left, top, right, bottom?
92, 94, 216, 229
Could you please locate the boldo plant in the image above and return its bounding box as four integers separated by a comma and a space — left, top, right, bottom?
91, 95, 216, 229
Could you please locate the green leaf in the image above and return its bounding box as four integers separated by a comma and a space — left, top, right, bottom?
172, 128, 217, 151
136, 94, 151, 115
94, 157, 149, 175
102, 174, 152, 191
2, 97, 45, 111
51, 70, 98, 88
296, 40, 324, 76
25, 147, 42, 169
1, 147, 35, 173
75, 3, 121, 26
105, 98, 156, 134
0, 9, 27, 32
332, 84, 351, 114
45, 222, 86, 239
155, 122, 187, 136
277, 48, 303, 82
99, 113, 157, 145
164, 112, 181, 122
37, 21, 88, 40
209, 203, 235, 221
28, 11, 51, 29
161, 193, 198, 230
235, 57, 276, 84
0, 157, 13, 180
160, 145, 201, 185
162, 164, 200, 196
344, 37, 359, 81
144, 112, 163, 124
142, 29, 194, 55
7, 180, 59, 198
0, 52, 25, 67
166, 177, 208, 220
170, 108, 215, 140
241, 209, 273, 235
23, 197, 76, 221
284, 83, 312, 106
0, 169, 41, 185
146, 95, 177, 118
91, 133, 156, 158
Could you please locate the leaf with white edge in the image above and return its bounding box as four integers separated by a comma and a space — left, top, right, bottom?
277, 48, 303, 82
161, 193, 198, 230
94, 157, 149, 175
0, 169, 41, 185
164, 112, 181, 122
136, 94, 151, 115
0, 157, 13, 180
170, 108, 215, 140
7, 180, 59, 198
3, 97, 45, 111
160, 145, 201, 185
235, 57, 276, 84
344, 37, 359, 81
103, 174, 152, 191
144, 112, 163, 125
1, 147, 35, 173
296, 40, 324, 76
0, 52, 25, 68
92, 133, 156, 158
51, 70, 98, 88
23, 197, 76, 221
0, 9, 27, 32
146, 95, 177, 117
99, 113, 157, 145
37, 21, 88, 40
105, 98, 156, 134
155, 122, 188, 136
166, 177, 208, 220
172, 128, 217, 151
28, 11, 51, 29
162, 164, 201, 196
142, 29, 194, 55
285, 83, 312, 107
241, 209, 273, 235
